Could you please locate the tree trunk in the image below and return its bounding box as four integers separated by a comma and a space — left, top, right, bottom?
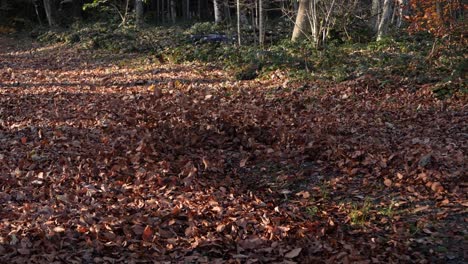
156, 0, 161, 22
213, 0, 223, 23
310, 0, 319, 44
377, 0, 393, 40
237, 0, 241, 45
395, 0, 408, 28
186, 0, 191, 20
198, 0, 202, 19
33, 0, 43, 26
258, 0, 264, 47
135, 0, 144, 26
43, 0, 56, 27
291, 0, 310, 42
224, 0, 231, 24
170, 0, 176, 23
371, 0, 381, 32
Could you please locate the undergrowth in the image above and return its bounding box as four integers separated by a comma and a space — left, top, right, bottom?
33, 22, 466, 97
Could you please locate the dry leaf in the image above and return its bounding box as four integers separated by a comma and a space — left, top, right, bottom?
396, 172, 404, 180
431, 182, 444, 193
240, 157, 248, 168
53, 226, 65, 233
384, 178, 392, 187
285, 248, 302, 259
142, 225, 153, 241
295, 191, 310, 199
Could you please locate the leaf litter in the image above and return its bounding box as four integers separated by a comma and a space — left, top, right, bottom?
0, 36, 467, 263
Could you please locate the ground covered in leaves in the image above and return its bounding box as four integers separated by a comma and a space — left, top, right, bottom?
0, 36, 467, 263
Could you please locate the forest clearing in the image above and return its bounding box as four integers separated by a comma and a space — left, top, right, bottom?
1, 34, 466, 263
0, 0, 467, 263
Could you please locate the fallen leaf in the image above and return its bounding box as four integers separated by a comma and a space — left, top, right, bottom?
431, 182, 444, 193
142, 225, 153, 241
285, 248, 302, 259
396, 172, 404, 180
240, 157, 248, 168
53, 226, 65, 233
295, 191, 310, 199
384, 178, 392, 187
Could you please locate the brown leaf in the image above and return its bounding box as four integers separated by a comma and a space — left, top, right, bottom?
239, 157, 248, 168
216, 223, 226, 232
431, 182, 444, 193
396, 172, 404, 180
295, 191, 310, 199
53, 226, 65, 233
142, 225, 153, 241
384, 178, 392, 187
285, 248, 302, 259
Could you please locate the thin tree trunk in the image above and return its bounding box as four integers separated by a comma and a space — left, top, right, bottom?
156, 0, 160, 22
224, 0, 231, 24
251, 6, 257, 45
377, 0, 393, 40
213, 0, 223, 23
33, 0, 43, 26
237, 0, 241, 45
310, 0, 319, 44
136, 0, 144, 26
291, 0, 310, 42
43, 0, 56, 27
186, 0, 191, 20
166, 0, 171, 21
259, 0, 264, 47
395, 0, 408, 28
321, 0, 336, 48
122, 0, 130, 26
198, 0, 201, 19
371, 0, 381, 32
170, 0, 176, 24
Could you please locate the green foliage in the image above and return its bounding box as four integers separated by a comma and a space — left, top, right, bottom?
349, 199, 372, 226
34, 21, 466, 98
185, 22, 225, 35
378, 200, 396, 218
305, 206, 319, 219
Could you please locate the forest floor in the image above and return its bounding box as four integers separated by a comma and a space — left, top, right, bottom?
0, 36, 467, 263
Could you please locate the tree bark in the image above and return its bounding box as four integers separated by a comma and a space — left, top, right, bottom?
291, 0, 310, 42
258, 0, 264, 47
170, 0, 176, 23
198, 0, 202, 19
395, 0, 409, 28
213, 0, 223, 23
135, 0, 144, 26
43, 0, 56, 27
186, 0, 191, 20
33, 0, 43, 26
237, 0, 241, 45
371, 0, 381, 32
377, 0, 393, 40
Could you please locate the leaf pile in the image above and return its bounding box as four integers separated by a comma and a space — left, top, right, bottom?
0, 37, 467, 263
